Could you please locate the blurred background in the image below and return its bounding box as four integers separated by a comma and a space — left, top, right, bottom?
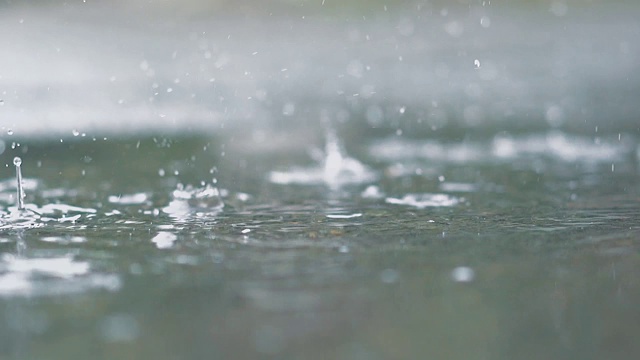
1, 0, 638, 140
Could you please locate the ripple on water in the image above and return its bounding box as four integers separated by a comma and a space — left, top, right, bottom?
385, 193, 463, 209
0, 254, 121, 297
108, 192, 149, 205
370, 131, 636, 165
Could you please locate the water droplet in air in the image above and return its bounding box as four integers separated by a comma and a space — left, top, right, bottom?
72, 129, 80, 136
7, 129, 13, 135
13, 157, 21, 167
474, 59, 481, 69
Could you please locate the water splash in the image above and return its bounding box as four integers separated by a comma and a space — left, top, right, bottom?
13, 157, 24, 210
269, 130, 377, 189
162, 183, 224, 220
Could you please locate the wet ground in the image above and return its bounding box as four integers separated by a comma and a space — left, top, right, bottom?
1, 1, 640, 359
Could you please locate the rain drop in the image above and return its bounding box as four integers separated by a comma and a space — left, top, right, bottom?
474, 59, 481, 69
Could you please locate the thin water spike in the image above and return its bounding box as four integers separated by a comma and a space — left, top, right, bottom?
14, 156, 25, 210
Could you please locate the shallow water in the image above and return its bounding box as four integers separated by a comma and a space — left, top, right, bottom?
0, 131, 638, 359
1, 1, 640, 359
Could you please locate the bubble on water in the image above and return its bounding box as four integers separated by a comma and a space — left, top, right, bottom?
451, 266, 475, 282
13, 157, 21, 167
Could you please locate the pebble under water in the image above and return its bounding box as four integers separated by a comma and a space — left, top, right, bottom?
0, 131, 638, 359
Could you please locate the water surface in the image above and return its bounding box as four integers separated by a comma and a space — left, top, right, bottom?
1, 1, 640, 359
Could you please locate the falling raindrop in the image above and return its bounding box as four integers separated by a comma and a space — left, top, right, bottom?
474, 59, 481, 69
